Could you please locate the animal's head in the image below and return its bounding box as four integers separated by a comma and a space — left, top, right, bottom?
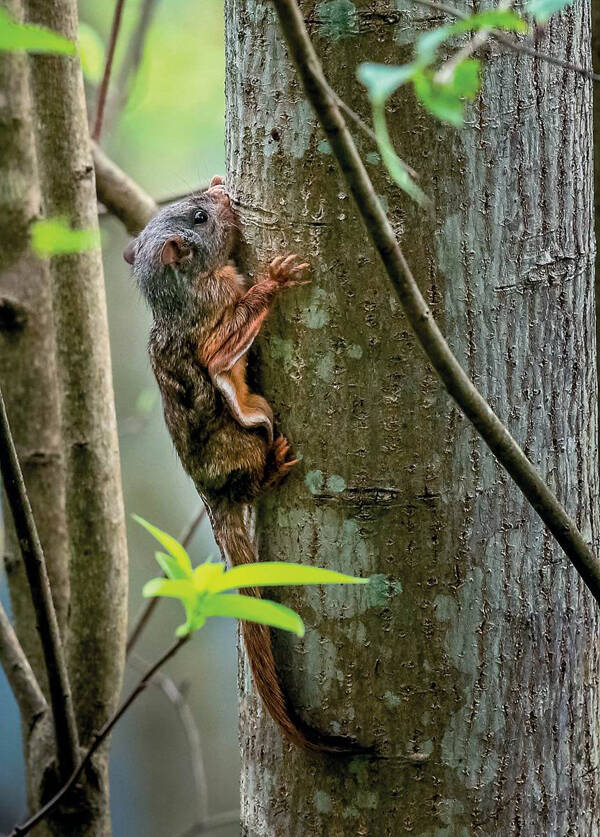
124, 176, 238, 317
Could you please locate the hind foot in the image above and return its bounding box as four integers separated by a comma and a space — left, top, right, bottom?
263, 435, 298, 491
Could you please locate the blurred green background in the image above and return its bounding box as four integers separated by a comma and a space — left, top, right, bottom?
0, 2, 239, 835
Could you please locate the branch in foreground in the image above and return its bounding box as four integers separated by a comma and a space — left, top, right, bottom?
0, 603, 46, 729
412, 0, 600, 83
0, 387, 79, 778
271, 0, 600, 604
10, 635, 190, 837
93, 143, 157, 235
126, 506, 207, 655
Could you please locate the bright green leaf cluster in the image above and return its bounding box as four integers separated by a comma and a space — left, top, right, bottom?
30, 218, 100, 258
525, 0, 573, 23
0, 7, 75, 55
134, 515, 369, 638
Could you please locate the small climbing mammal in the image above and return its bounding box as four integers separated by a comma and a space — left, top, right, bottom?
125, 177, 357, 752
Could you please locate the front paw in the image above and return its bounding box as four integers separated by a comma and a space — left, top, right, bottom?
268, 254, 310, 288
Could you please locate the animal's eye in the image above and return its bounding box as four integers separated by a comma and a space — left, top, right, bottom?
193, 209, 208, 224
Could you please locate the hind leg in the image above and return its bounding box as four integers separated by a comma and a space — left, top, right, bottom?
262, 435, 298, 492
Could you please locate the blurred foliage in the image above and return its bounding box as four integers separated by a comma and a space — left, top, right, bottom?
357, 0, 574, 203
0, 6, 75, 54
80, 0, 225, 197
30, 217, 100, 257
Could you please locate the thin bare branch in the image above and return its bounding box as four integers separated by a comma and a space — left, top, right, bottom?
104, 0, 158, 132
126, 506, 207, 655
130, 654, 209, 825
10, 635, 190, 837
0, 603, 46, 729
412, 0, 600, 83
271, 0, 600, 604
93, 143, 157, 235
0, 386, 79, 777
92, 0, 127, 141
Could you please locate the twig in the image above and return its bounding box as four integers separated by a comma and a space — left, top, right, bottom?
0, 603, 46, 729
0, 386, 79, 778
435, 0, 512, 84
411, 0, 600, 83
103, 0, 158, 132
174, 810, 241, 837
92, 0, 127, 141
93, 142, 157, 235
271, 0, 600, 603
126, 507, 207, 655
10, 635, 190, 837
130, 654, 209, 825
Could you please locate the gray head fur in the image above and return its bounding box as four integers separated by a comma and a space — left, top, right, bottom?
125, 181, 238, 320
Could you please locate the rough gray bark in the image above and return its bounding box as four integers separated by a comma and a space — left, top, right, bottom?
0, 2, 73, 830
593, 0, 600, 442
22, 0, 129, 832
226, 1, 600, 834
0, 0, 69, 672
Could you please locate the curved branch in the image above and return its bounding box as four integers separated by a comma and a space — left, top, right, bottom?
0, 387, 79, 776
93, 143, 157, 235
271, 0, 600, 604
0, 603, 47, 729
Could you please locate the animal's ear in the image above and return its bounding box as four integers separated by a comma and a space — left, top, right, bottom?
160, 236, 191, 266
209, 175, 224, 188
123, 238, 137, 265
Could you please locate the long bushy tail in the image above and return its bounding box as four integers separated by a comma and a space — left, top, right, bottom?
210, 501, 367, 754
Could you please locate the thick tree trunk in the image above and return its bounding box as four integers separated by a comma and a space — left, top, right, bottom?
21, 1, 129, 833
0, 1, 69, 830
226, 1, 600, 834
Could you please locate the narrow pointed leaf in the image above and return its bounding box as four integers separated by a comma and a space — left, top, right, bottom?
203, 594, 305, 637
133, 514, 193, 576
0, 8, 76, 55
154, 551, 188, 581
142, 577, 195, 600
212, 561, 369, 592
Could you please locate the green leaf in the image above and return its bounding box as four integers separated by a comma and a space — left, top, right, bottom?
416, 10, 527, 63
452, 9, 528, 34
78, 22, 105, 83
30, 218, 100, 258
142, 577, 195, 599
203, 594, 306, 637
525, 0, 573, 23
133, 514, 193, 577
211, 561, 370, 592
357, 61, 417, 104
370, 102, 429, 206
0, 7, 76, 55
449, 59, 481, 100
154, 551, 189, 581
416, 24, 454, 62
413, 70, 465, 127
